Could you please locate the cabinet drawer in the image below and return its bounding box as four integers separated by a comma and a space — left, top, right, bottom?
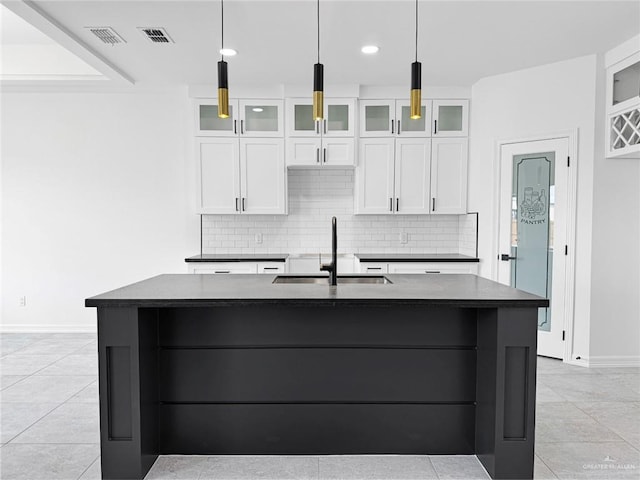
387, 262, 477, 275
359, 262, 388, 274
257, 262, 285, 274
188, 262, 257, 274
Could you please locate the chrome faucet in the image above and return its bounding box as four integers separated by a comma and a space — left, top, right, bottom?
320, 216, 338, 286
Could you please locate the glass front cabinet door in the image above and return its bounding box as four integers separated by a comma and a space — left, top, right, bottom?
432, 100, 469, 137
196, 99, 284, 137
359, 100, 395, 137
395, 100, 432, 137
196, 99, 240, 137
286, 98, 355, 137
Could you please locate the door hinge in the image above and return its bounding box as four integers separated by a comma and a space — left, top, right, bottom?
567, 156, 570, 167
562, 330, 565, 341
564, 245, 568, 255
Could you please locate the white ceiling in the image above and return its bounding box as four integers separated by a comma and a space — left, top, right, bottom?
3, 0, 640, 87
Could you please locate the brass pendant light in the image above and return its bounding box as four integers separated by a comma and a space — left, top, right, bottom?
313, 0, 324, 120
410, 0, 422, 119
217, 0, 229, 118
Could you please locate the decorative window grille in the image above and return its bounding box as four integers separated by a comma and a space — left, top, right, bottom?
611, 108, 640, 151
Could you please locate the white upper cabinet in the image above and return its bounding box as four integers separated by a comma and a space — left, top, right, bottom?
356, 138, 395, 214
359, 100, 396, 137
394, 139, 432, 214
197, 138, 286, 215
395, 100, 433, 137
195, 98, 284, 137
197, 138, 241, 214
606, 51, 640, 158
360, 99, 432, 137
286, 98, 356, 167
432, 100, 469, 137
196, 99, 239, 137
240, 138, 286, 214
286, 98, 355, 137
239, 100, 284, 137
430, 138, 468, 214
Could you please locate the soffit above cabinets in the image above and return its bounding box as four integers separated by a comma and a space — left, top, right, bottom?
2, 1, 639, 88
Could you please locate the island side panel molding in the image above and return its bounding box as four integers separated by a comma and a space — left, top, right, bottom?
476, 307, 538, 480
97, 307, 159, 480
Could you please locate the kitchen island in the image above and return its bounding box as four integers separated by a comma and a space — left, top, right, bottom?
85, 273, 548, 480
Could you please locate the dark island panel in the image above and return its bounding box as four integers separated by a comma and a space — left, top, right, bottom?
159, 404, 476, 455
160, 348, 476, 403
158, 305, 477, 347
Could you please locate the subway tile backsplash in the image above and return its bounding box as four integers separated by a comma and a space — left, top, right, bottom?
202, 169, 477, 255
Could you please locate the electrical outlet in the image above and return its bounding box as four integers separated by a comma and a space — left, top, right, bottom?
255, 233, 263, 244
400, 232, 408, 244
19, 296, 26, 307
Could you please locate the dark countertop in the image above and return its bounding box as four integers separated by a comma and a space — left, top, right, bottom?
85, 274, 547, 308
356, 254, 479, 263
186, 254, 288, 262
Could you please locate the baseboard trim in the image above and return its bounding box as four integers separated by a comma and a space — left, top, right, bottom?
0, 324, 97, 333
586, 355, 640, 368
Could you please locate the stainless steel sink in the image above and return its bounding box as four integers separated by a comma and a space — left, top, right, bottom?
273, 275, 392, 285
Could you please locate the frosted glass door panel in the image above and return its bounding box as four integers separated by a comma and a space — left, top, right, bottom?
295, 104, 316, 133
433, 100, 469, 137
400, 106, 426, 133
511, 152, 555, 331
240, 100, 283, 136
244, 105, 278, 132
327, 105, 349, 133
438, 106, 463, 131
613, 61, 640, 106
197, 101, 237, 136
359, 101, 394, 137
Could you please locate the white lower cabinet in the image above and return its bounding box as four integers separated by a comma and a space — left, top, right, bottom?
188, 262, 285, 274
359, 261, 477, 275
197, 138, 286, 215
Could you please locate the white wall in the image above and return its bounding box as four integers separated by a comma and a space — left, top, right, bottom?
589, 41, 640, 366
469, 55, 598, 362
1, 90, 194, 331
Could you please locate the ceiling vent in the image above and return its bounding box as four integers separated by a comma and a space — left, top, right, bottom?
85, 27, 126, 45
138, 27, 174, 44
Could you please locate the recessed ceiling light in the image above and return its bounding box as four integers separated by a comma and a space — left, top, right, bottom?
220, 48, 237, 56
252, 107, 264, 112
361, 45, 379, 54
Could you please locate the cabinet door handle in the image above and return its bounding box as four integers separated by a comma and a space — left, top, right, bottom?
241, 119, 244, 134
324, 119, 327, 134
425, 270, 441, 274
316, 148, 320, 163
323, 148, 327, 163
389, 198, 393, 212
432, 198, 436, 212
391, 119, 395, 134
234, 120, 237, 134
235, 197, 239, 212
367, 267, 382, 271
397, 120, 401, 135
396, 198, 399, 211
434, 119, 437, 135
242, 198, 246, 211
215, 270, 230, 274
316, 120, 319, 134
263, 267, 280, 271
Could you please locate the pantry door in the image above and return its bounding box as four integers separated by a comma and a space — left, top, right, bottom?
498, 138, 570, 359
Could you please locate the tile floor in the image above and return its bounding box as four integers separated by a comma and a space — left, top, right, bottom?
1, 332, 639, 479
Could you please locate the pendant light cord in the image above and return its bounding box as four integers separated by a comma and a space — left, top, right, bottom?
415, 0, 418, 62
317, 0, 320, 63
221, 0, 225, 60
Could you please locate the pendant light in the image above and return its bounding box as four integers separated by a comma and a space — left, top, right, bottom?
313, 0, 324, 120
217, 0, 229, 118
410, 0, 422, 119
